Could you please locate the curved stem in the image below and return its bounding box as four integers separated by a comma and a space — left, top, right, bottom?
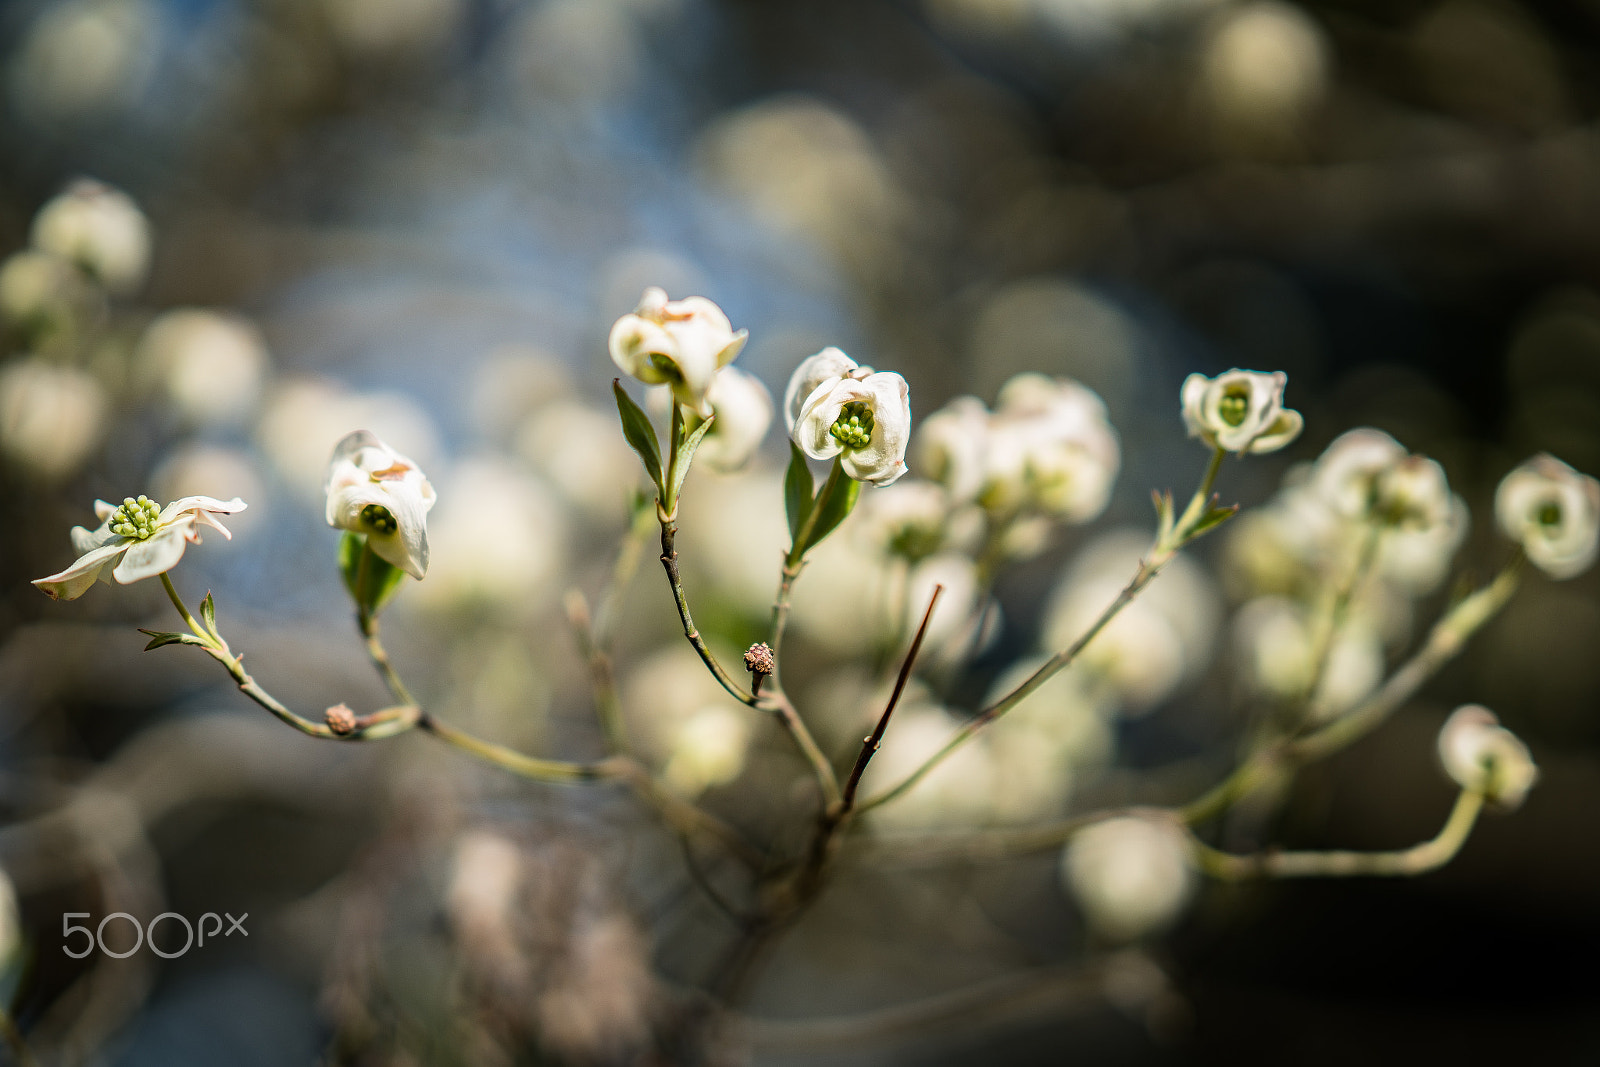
858, 447, 1230, 816
659, 518, 757, 707
159, 573, 207, 641
1183, 559, 1521, 826
770, 690, 842, 809
1191, 789, 1485, 879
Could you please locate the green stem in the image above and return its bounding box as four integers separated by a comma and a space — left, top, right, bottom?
858, 447, 1229, 816
1191, 790, 1485, 879
658, 519, 757, 707
1183, 559, 1522, 826
160, 573, 209, 643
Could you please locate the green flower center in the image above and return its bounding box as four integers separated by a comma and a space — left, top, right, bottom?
830, 401, 875, 450
361, 503, 398, 535
109, 495, 161, 540
1537, 500, 1563, 527
1217, 385, 1252, 428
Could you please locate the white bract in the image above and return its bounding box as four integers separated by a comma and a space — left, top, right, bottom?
1062, 815, 1196, 942
33, 494, 247, 600
787, 347, 911, 486
1495, 454, 1600, 580
1180, 368, 1303, 454
325, 430, 437, 580
30, 179, 151, 294
1438, 705, 1539, 810
609, 287, 748, 417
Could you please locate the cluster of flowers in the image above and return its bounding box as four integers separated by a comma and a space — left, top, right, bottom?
28, 287, 1600, 952
1, 180, 271, 484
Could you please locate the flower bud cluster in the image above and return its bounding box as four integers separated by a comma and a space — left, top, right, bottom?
920, 374, 1119, 528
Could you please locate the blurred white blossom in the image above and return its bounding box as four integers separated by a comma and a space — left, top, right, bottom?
1042, 530, 1221, 712
857, 699, 998, 830
1495, 454, 1600, 580
0, 250, 82, 328
1232, 596, 1384, 718
661, 706, 752, 797
413, 457, 566, 613
983, 373, 1120, 522
257, 378, 439, 501
516, 400, 641, 523
137, 309, 270, 426
151, 445, 268, 539
30, 179, 150, 294
1438, 705, 1538, 809
0, 359, 106, 481
1063, 816, 1196, 942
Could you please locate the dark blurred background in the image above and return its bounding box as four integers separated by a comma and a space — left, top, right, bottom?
2, 0, 1600, 1063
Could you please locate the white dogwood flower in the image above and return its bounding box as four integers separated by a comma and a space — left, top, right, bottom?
609, 287, 748, 417
325, 430, 437, 579
1495, 454, 1600, 580
787, 347, 911, 486
33, 494, 247, 600
1180, 368, 1302, 454
1438, 705, 1538, 809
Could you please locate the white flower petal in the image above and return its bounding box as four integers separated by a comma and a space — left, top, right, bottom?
784, 347, 860, 432
32, 539, 130, 600
112, 522, 194, 584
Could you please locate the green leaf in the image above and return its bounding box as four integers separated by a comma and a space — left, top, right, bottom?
338, 531, 408, 617
803, 467, 862, 555
1187, 504, 1239, 541
670, 414, 715, 507
613, 379, 664, 496
1152, 489, 1174, 544
199, 591, 220, 642
138, 629, 211, 651
784, 441, 815, 550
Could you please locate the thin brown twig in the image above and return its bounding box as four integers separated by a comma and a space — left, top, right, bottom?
839, 583, 945, 814
659, 519, 758, 707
